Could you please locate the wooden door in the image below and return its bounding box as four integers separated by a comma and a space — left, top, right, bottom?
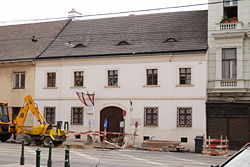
100, 106, 124, 141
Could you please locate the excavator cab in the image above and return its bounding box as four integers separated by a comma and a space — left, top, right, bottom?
0, 103, 10, 123
0, 103, 12, 142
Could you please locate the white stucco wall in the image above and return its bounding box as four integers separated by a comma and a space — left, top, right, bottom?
34, 54, 206, 149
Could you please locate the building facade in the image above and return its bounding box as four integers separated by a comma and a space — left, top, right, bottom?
35, 10, 208, 149
207, 0, 250, 149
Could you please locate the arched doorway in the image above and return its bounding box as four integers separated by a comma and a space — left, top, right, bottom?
100, 106, 124, 141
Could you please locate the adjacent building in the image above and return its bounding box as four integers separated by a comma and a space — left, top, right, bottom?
0, 20, 69, 121
207, 0, 250, 149
35, 10, 208, 148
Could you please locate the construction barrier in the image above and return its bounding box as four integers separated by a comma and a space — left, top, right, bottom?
66, 128, 138, 149
67, 130, 137, 137
203, 135, 228, 155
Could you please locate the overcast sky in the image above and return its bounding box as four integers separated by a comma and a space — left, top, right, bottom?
0, 0, 208, 24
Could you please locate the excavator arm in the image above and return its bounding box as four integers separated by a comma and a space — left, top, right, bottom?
14, 95, 47, 134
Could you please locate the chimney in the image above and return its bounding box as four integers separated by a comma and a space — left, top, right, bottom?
68, 8, 82, 19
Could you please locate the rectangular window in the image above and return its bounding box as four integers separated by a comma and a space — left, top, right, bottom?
108, 70, 118, 86
223, 0, 237, 19
13, 72, 25, 89
146, 69, 158, 85
47, 72, 56, 87
144, 107, 158, 127
179, 68, 191, 85
71, 107, 83, 125
224, 0, 238, 6
222, 48, 237, 79
74, 71, 84, 87
177, 107, 192, 127
44, 107, 56, 124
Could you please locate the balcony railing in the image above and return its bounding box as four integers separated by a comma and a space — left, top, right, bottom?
220, 80, 237, 87
220, 22, 237, 30
217, 22, 242, 31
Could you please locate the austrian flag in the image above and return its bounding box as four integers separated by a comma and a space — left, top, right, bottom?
76, 91, 95, 106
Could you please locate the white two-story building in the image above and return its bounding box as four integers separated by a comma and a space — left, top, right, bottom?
34, 10, 208, 149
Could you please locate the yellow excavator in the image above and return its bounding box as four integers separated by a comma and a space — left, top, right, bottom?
0, 103, 12, 142
0, 95, 67, 146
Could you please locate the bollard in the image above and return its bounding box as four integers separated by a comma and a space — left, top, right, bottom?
67, 144, 70, 167
20, 140, 25, 165
36, 148, 41, 167
64, 145, 70, 167
47, 141, 52, 167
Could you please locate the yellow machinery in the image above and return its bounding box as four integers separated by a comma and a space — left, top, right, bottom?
0, 96, 67, 146
0, 103, 12, 142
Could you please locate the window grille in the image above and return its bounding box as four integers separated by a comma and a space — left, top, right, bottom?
44, 107, 56, 124
71, 107, 83, 125
144, 107, 158, 127
177, 107, 192, 127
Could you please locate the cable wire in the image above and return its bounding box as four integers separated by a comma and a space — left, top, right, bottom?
0, 0, 243, 24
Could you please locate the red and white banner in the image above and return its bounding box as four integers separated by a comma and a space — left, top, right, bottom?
76, 91, 95, 106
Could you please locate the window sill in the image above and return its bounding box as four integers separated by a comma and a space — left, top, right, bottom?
176, 84, 194, 87
12, 88, 25, 91
104, 86, 120, 88
177, 126, 192, 128
143, 85, 160, 87
70, 86, 86, 89
43, 87, 58, 89
144, 126, 159, 128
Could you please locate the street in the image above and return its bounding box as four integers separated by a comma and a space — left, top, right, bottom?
0, 142, 228, 167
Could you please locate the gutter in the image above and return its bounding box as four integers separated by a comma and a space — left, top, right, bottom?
35, 49, 207, 61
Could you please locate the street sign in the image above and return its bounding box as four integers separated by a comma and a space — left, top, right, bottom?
104, 119, 108, 129
120, 121, 125, 128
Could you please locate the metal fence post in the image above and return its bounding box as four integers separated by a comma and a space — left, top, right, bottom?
64, 144, 70, 167
47, 141, 52, 167
36, 148, 41, 167
20, 140, 25, 165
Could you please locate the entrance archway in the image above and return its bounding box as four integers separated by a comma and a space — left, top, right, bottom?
100, 106, 124, 141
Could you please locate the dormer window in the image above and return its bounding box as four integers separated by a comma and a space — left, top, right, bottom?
73, 43, 86, 48
163, 38, 178, 43
116, 41, 130, 46
223, 0, 237, 20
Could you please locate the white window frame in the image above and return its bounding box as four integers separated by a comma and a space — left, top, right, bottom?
176, 66, 193, 86
13, 72, 25, 89
44, 71, 57, 89
144, 67, 160, 87
105, 68, 120, 88
72, 70, 85, 88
